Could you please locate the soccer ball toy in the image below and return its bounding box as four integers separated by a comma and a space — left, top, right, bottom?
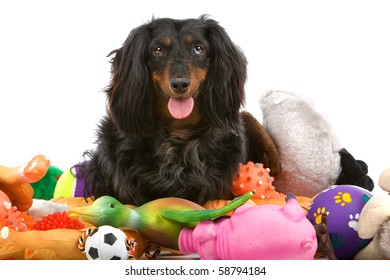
79, 225, 131, 260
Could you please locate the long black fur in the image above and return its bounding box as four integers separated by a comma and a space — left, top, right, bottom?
84, 16, 249, 206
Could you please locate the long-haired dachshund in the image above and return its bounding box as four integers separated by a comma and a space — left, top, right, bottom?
83, 15, 280, 206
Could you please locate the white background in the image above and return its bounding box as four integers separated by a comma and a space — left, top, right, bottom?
1, 0, 389, 194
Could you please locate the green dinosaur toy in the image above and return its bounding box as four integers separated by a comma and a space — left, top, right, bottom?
69, 192, 253, 251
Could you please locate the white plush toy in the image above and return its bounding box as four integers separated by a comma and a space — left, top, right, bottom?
259, 90, 374, 198
379, 167, 390, 192
354, 167, 390, 259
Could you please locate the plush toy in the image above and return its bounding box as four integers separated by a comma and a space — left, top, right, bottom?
379, 167, 390, 192
353, 168, 390, 260
69, 192, 253, 251
259, 90, 374, 198
27, 198, 71, 221
31, 165, 63, 200
354, 194, 390, 259
0, 155, 50, 211
179, 194, 317, 260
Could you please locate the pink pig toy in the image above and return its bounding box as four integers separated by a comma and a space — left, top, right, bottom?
178, 194, 317, 259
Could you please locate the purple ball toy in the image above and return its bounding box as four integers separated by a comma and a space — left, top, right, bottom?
307, 185, 373, 259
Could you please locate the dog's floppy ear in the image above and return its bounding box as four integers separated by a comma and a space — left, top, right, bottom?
202, 18, 247, 126
106, 24, 155, 136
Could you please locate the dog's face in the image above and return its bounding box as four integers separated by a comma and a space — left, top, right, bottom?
146, 20, 210, 121
106, 16, 247, 135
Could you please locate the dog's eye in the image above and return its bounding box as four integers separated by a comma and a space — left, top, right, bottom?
193, 45, 205, 56
153, 47, 164, 56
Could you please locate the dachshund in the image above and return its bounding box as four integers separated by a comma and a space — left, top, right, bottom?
83, 15, 280, 206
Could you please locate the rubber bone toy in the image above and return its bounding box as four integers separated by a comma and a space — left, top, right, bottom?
179, 193, 318, 259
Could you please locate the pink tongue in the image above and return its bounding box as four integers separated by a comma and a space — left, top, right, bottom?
167, 97, 194, 119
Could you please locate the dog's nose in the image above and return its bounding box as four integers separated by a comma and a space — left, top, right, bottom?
170, 78, 190, 93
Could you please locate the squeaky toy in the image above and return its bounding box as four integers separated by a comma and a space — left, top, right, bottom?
179, 193, 317, 259
69, 192, 253, 251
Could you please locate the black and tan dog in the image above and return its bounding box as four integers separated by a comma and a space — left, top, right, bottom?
83, 15, 280, 206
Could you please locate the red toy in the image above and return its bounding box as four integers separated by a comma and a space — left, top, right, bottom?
232, 161, 284, 201
33, 211, 84, 231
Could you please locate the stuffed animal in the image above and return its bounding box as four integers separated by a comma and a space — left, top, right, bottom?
354, 167, 390, 259
0, 155, 50, 211
379, 167, 390, 192
259, 90, 374, 198
31, 165, 63, 200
